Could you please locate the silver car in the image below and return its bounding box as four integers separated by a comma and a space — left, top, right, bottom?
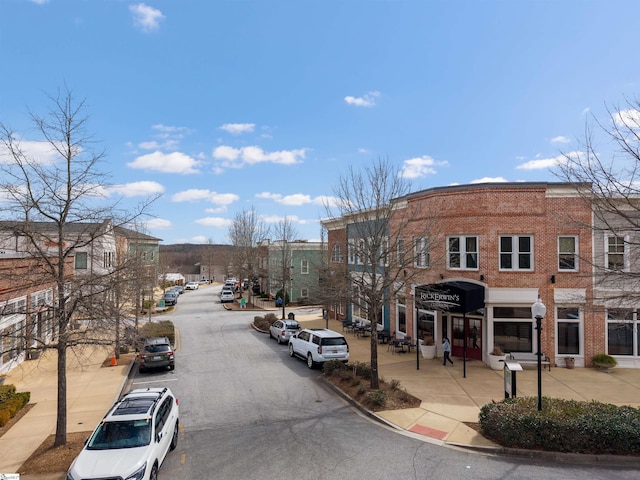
269, 319, 301, 344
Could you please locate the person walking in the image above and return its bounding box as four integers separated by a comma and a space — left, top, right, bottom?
442, 337, 454, 366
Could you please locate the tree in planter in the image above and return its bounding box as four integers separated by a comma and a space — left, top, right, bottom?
271, 218, 298, 320
0, 89, 157, 446
323, 158, 439, 389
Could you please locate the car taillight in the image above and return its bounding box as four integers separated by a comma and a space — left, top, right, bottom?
281, 331, 286, 337
318, 346, 323, 354
168, 351, 174, 358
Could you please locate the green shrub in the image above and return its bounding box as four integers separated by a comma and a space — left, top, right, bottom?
355, 384, 366, 395
363, 390, 386, 408
479, 397, 640, 455
591, 353, 617, 368
264, 313, 279, 324
323, 360, 348, 376
390, 379, 401, 391
350, 361, 372, 380
0, 384, 17, 404
0, 409, 10, 427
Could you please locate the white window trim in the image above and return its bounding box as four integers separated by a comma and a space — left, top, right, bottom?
414, 237, 429, 268
301, 259, 309, 274
499, 235, 533, 271
446, 235, 479, 270
558, 235, 579, 272
605, 233, 629, 271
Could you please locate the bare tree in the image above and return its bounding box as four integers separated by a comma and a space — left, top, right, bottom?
315, 228, 350, 328
557, 98, 640, 304
227, 207, 269, 302
0, 88, 157, 446
324, 157, 432, 389
271, 217, 298, 319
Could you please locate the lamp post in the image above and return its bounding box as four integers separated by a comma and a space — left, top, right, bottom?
531, 295, 547, 411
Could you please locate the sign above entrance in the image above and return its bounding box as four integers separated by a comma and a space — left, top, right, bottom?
415, 281, 485, 314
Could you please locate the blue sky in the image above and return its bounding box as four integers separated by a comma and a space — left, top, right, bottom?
1, 0, 640, 244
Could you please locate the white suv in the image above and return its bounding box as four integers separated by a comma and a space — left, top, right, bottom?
289, 328, 349, 368
67, 387, 179, 480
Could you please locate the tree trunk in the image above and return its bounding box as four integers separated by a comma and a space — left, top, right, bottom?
54, 340, 67, 447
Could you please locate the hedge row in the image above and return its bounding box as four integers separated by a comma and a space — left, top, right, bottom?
139, 320, 175, 345
0, 384, 31, 428
479, 396, 640, 455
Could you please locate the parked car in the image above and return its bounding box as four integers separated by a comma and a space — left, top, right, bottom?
289, 328, 349, 368
163, 290, 178, 306
173, 285, 184, 295
67, 387, 179, 480
269, 319, 301, 344
138, 337, 175, 372
220, 290, 235, 303
185, 281, 199, 290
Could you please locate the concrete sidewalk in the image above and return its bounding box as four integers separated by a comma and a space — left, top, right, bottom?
295, 312, 640, 459
0, 345, 132, 478
3, 307, 640, 477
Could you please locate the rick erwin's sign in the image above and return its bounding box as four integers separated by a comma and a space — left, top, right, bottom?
415, 281, 484, 314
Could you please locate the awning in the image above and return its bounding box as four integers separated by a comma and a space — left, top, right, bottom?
415, 281, 485, 314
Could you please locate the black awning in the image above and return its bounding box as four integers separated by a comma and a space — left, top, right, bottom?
415, 281, 485, 314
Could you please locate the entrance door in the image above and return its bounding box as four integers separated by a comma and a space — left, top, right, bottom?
451, 316, 482, 360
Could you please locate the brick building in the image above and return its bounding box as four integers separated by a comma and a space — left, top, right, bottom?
325, 182, 637, 369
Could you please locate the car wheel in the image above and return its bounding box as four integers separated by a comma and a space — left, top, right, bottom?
169, 364, 175, 371
306, 353, 316, 369
170, 421, 179, 451
268, 330, 273, 340
288, 343, 295, 357
149, 463, 158, 480
276, 334, 282, 344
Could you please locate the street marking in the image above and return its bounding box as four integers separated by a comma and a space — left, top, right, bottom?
181, 453, 186, 465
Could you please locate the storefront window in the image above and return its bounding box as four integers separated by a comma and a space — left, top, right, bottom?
557, 307, 580, 355
607, 308, 634, 355
397, 298, 406, 334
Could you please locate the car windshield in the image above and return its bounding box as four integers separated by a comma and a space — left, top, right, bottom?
87, 420, 151, 450
287, 324, 300, 330
322, 337, 347, 346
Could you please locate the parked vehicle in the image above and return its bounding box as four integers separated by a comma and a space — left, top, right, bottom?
67, 387, 179, 480
289, 328, 349, 368
138, 337, 175, 372
185, 281, 199, 290
173, 285, 185, 295
220, 290, 235, 303
163, 290, 178, 306
269, 319, 301, 344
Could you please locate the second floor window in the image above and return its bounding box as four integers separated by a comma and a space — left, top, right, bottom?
301, 259, 309, 274
331, 244, 343, 263
606, 235, 626, 270
499, 235, 532, 271
348, 241, 356, 264
558, 236, 578, 271
75, 252, 88, 270
447, 235, 478, 269
397, 238, 405, 267
414, 237, 429, 268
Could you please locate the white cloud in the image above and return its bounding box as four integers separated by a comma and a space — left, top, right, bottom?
470, 177, 509, 184
110, 181, 165, 198
220, 123, 255, 134
213, 145, 306, 168
256, 191, 329, 206
262, 214, 301, 224
31, 0, 49, 4
0, 138, 63, 166
358, 148, 370, 154
551, 136, 571, 144
614, 109, 640, 128
171, 189, 239, 205
127, 151, 201, 174
400, 155, 447, 179
145, 218, 172, 230
129, 3, 165, 32
344, 91, 380, 107
195, 217, 234, 228
516, 151, 582, 171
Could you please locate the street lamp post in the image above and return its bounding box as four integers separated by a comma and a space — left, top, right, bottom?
531, 295, 547, 411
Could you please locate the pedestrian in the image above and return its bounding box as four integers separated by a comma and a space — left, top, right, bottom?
442, 337, 454, 366
470, 325, 479, 349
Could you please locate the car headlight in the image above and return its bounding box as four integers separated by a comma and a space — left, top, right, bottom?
125, 462, 147, 480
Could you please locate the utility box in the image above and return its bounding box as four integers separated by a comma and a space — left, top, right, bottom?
504, 360, 523, 398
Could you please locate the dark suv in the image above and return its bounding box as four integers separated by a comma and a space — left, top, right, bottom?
138, 337, 175, 372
